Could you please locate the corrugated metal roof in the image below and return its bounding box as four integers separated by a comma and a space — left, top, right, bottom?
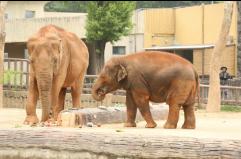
145, 44, 215, 51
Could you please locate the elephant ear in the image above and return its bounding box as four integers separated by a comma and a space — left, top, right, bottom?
117, 64, 127, 82
58, 39, 63, 64
53, 38, 64, 76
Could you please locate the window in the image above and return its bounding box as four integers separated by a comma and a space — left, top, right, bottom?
25, 10, 35, 18
113, 46, 126, 55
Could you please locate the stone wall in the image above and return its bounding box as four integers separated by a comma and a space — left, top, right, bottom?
3, 90, 126, 109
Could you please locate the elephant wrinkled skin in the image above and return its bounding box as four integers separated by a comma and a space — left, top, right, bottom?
24, 25, 89, 124
92, 51, 199, 129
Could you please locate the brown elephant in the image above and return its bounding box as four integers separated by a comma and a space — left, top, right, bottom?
24, 25, 89, 124
92, 51, 199, 129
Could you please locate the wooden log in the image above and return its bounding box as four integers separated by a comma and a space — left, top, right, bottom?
59, 104, 169, 127
0, 128, 240, 159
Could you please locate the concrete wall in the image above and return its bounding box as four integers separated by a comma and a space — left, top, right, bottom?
204, 3, 237, 44
44, 12, 85, 17
5, 1, 48, 19
5, 15, 86, 43
143, 8, 175, 47
175, 6, 203, 44
175, 3, 237, 45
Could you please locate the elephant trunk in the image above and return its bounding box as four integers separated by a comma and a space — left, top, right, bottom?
92, 81, 106, 101
36, 72, 52, 122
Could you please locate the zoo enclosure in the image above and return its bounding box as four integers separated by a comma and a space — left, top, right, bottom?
3, 58, 241, 108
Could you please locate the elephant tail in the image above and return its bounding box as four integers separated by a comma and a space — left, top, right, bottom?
194, 69, 200, 106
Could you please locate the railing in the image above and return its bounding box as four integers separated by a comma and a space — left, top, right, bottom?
3, 58, 125, 94
3, 58, 29, 90
3, 58, 241, 108
199, 84, 241, 105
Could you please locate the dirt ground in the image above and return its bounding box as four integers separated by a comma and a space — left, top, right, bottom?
0, 108, 241, 140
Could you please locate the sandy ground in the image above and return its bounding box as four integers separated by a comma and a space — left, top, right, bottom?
0, 108, 241, 140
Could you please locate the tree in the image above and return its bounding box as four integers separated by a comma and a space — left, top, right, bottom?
44, 1, 88, 13
0, 1, 7, 108
85, 1, 136, 74
44, 1, 220, 13
206, 2, 233, 112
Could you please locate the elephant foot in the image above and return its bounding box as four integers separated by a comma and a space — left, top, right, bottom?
24, 115, 39, 125
182, 122, 195, 129
163, 122, 177, 129
145, 121, 157, 128
39, 118, 58, 127
124, 122, 136, 127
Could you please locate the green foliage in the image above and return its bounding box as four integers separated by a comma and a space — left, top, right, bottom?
0, 70, 21, 85
136, 1, 218, 9
221, 105, 241, 112
44, 1, 220, 13
85, 1, 136, 44
44, 1, 88, 12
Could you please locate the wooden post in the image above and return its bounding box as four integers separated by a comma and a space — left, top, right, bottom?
0, 1, 7, 108
206, 2, 233, 112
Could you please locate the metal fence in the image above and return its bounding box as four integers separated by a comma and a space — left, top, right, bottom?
199, 84, 241, 105
3, 58, 241, 108
3, 58, 29, 90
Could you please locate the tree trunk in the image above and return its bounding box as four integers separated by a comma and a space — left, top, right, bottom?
0, 1, 7, 108
95, 40, 106, 73
86, 41, 106, 75
86, 42, 97, 75
206, 2, 233, 112
0, 129, 241, 159
236, 2, 241, 77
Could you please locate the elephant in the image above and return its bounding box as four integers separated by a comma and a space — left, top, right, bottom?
24, 25, 89, 124
92, 51, 199, 129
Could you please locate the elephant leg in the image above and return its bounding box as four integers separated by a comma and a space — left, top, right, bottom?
132, 91, 157, 128
164, 102, 181, 129
57, 88, 67, 114
52, 85, 62, 121
71, 75, 84, 108
124, 91, 137, 127
24, 77, 39, 125
182, 103, 196, 129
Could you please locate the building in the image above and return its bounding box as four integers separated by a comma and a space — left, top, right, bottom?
4, 1, 86, 59
106, 3, 238, 77
4, 1, 239, 77
142, 3, 237, 77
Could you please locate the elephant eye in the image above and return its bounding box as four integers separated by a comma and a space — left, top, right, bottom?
29, 57, 34, 64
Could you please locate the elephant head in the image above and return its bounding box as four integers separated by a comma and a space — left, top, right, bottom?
27, 33, 65, 121
92, 58, 127, 101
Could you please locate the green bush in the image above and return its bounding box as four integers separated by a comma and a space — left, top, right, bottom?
221, 105, 241, 112
0, 70, 22, 86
